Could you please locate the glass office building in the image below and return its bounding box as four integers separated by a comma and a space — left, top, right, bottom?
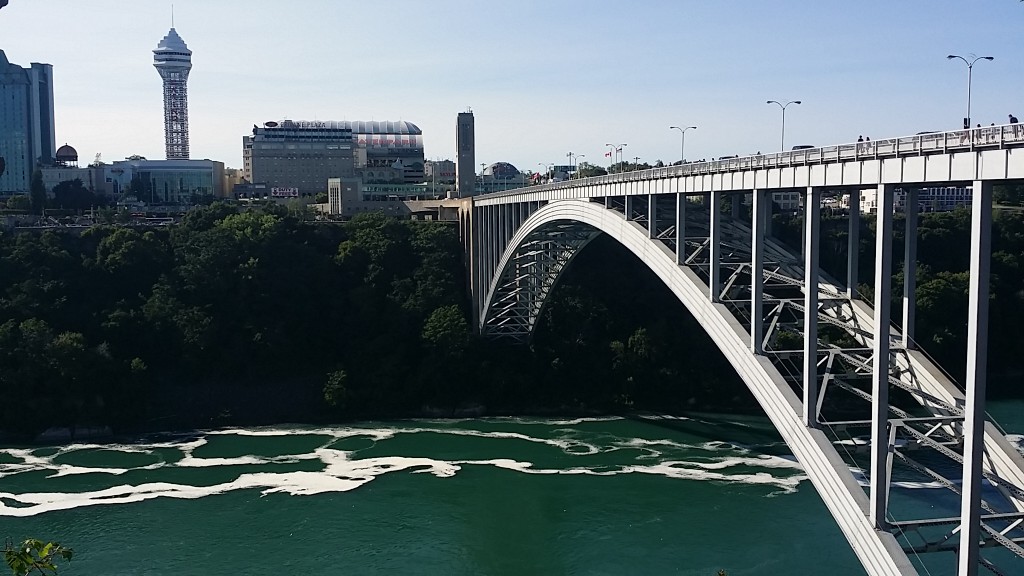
0, 50, 55, 195
107, 159, 225, 204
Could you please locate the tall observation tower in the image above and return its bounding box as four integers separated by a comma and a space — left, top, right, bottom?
153, 27, 192, 159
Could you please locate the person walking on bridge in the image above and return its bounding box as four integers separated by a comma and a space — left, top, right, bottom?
1011, 114, 1020, 138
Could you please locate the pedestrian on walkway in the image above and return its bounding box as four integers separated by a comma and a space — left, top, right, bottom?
1011, 114, 1020, 138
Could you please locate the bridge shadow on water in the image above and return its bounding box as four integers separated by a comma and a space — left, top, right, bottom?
623, 412, 789, 456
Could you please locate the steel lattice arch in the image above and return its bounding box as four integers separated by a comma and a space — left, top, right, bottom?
460, 124, 1024, 576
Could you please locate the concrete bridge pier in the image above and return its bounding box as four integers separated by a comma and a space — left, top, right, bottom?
675, 192, 686, 264
959, 180, 993, 576
709, 192, 721, 302
751, 188, 767, 354
847, 189, 860, 298
870, 183, 896, 530
902, 188, 918, 349
803, 186, 822, 428
648, 193, 657, 239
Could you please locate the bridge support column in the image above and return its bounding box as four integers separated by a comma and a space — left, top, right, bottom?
506, 204, 515, 254
648, 194, 657, 238
803, 186, 821, 428
675, 193, 686, 265
490, 205, 500, 291
870, 183, 895, 530
474, 205, 486, 328
751, 189, 766, 354
482, 206, 491, 300
709, 192, 721, 302
958, 180, 993, 576
847, 189, 860, 298
902, 188, 917, 348
798, 199, 806, 258
469, 206, 478, 329
625, 195, 635, 221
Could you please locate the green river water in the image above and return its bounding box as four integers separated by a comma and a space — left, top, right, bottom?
2, 402, 1023, 575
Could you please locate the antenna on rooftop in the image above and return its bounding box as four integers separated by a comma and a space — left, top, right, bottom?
171, 4, 175, 27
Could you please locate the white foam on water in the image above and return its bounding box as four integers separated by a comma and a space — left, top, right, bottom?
635, 414, 692, 422
176, 452, 327, 468
0, 425, 814, 516
631, 462, 805, 492
209, 427, 396, 442
680, 455, 805, 471
0, 451, 465, 516
204, 425, 605, 456
48, 465, 133, 478
523, 416, 625, 426
454, 458, 804, 492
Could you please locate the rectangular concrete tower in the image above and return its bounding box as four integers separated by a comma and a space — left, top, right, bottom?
456, 110, 475, 198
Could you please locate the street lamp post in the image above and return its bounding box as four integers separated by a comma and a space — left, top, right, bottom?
574, 154, 586, 178
767, 100, 801, 151
537, 162, 554, 181
605, 143, 628, 170
947, 54, 994, 128
566, 152, 576, 178
669, 126, 697, 164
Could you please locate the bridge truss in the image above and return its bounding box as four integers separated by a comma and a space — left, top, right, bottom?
465, 177, 1024, 575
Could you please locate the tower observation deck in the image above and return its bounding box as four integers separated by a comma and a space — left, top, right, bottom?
153, 28, 192, 159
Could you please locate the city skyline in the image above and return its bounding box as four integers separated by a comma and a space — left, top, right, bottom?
0, 0, 1022, 172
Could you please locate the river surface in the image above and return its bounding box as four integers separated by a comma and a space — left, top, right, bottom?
2, 403, 1023, 575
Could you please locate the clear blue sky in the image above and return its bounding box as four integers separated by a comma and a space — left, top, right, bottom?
1, 0, 1022, 171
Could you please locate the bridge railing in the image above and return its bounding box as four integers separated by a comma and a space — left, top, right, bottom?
482, 123, 1024, 200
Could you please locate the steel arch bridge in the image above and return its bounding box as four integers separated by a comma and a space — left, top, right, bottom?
458, 125, 1024, 576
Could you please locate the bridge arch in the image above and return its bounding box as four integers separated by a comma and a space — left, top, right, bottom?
478, 199, 916, 574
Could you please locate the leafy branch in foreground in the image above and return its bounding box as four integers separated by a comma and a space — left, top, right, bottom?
4, 539, 73, 576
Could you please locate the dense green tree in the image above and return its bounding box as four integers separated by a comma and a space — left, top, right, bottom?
575, 163, 608, 178
51, 179, 99, 212
4, 195, 30, 211
994, 183, 1023, 206
422, 305, 469, 354
1, 202, 1023, 437
4, 539, 73, 576
323, 369, 348, 409
127, 174, 146, 199
29, 170, 46, 215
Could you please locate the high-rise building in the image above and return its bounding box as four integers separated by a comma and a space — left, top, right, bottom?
243, 120, 425, 196
153, 28, 192, 159
456, 110, 475, 198
0, 50, 55, 195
